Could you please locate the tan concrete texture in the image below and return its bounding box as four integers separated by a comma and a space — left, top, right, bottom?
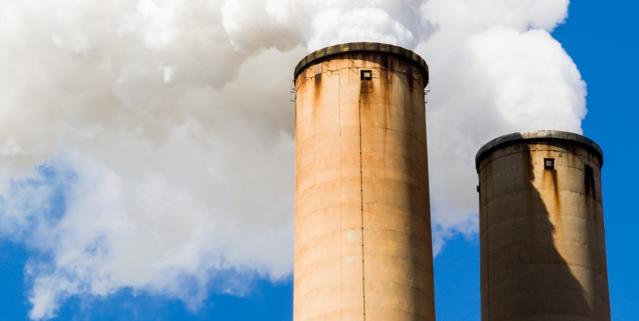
477, 133, 610, 321
294, 44, 435, 321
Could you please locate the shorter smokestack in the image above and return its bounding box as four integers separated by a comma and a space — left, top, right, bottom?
476, 130, 610, 321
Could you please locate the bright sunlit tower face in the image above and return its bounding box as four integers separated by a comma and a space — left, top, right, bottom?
293, 42, 435, 321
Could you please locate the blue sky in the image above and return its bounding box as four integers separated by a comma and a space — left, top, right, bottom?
1, 1, 638, 320
559, 1, 639, 319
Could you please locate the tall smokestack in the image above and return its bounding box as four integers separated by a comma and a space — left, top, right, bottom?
476, 130, 610, 321
293, 42, 435, 321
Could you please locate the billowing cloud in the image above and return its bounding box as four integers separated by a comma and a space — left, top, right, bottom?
422, 25, 585, 253
0, 0, 585, 319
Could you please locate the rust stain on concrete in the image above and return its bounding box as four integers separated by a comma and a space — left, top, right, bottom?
477, 133, 610, 321
293, 46, 433, 321
313, 71, 322, 105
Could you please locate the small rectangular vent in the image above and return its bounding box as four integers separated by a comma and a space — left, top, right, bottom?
361, 70, 372, 80
544, 158, 555, 170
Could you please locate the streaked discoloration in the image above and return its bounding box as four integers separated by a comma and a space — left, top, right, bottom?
294, 43, 434, 321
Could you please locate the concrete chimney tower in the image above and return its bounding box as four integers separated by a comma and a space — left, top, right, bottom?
293, 42, 435, 321
476, 130, 610, 321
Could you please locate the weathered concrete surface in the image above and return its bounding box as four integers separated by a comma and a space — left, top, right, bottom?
294, 43, 435, 321
476, 132, 610, 321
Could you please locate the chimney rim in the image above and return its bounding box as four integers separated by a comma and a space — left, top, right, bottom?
475, 130, 604, 171
293, 42, 429, 86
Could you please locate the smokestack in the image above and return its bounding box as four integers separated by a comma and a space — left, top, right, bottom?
293, 42, 435, 321
476, 130, 610, 321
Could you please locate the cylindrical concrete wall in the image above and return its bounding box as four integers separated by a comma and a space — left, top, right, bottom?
476, 130, 610, 321
293, 42, 435, 321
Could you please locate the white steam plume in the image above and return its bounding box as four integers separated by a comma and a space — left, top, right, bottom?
0, 0, 585, 319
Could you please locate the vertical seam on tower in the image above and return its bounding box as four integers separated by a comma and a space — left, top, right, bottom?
358, 84, 367, 321
338, 72, 343, 321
